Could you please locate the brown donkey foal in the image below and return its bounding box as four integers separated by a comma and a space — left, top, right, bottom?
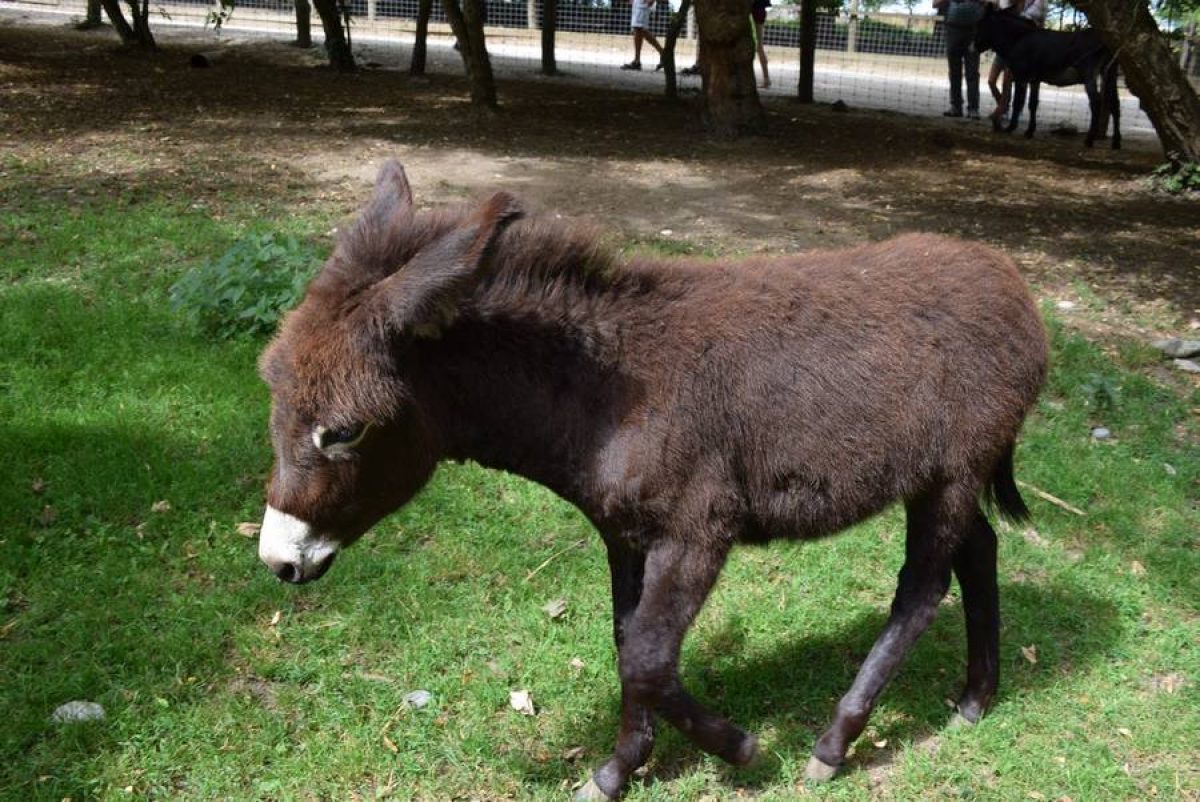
258, 161, 1047, 799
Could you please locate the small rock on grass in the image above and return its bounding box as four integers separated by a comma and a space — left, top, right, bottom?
1173, 358, 1200, 374
510, 689, 536, 716
51, 701, 106, 724
1152, 338, 1200, 359
403, 690, 432, 709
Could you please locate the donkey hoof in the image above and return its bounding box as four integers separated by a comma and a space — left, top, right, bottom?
804, 755, 840, 784
574, 778, 615, 802
948, 710, 976, 729
732, 733, 760, 767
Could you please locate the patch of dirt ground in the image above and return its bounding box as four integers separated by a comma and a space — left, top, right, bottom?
2, 15, 1197, 347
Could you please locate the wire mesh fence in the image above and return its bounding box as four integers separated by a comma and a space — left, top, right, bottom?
4, 0, 1165, 141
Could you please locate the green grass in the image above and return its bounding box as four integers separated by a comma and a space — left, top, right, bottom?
2, 157, 1197, 801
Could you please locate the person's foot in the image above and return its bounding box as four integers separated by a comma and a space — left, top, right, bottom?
761, 79, 771, 89
655, 62, 665, 71
967, 108, 980, 119
943, 108, 963, 118
621, 61, 642, 71
680, 64, 700, 76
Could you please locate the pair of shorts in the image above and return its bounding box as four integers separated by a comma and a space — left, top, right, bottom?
751, 6, 767, 24
630, 0, 652, 29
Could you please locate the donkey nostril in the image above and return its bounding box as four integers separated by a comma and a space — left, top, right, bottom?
274, 562, 301, 583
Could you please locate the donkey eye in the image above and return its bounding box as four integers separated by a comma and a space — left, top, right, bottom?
312, 422, 370, 451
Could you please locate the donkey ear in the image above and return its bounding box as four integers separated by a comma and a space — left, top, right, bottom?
373, 159, 414, 213
367, 191, 523, 338
315, 160, 418, 294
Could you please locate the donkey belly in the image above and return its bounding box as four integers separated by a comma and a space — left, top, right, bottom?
1044, 67, 1081, 87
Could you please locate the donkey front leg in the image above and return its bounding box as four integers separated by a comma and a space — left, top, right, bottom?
577, 537, 655, 801
1005, 80, 1027, 134
1024, 81, 1040, 139
580, 536, 755, 801
807, 488, 962, 782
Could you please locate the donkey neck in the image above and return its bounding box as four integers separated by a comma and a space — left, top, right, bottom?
414, 269, 646, 502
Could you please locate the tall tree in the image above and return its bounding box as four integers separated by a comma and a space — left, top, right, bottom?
96, 0, 152, 47
79, 0, 103, 29
662, 0, 693, 100
293, 0, 313, 48
411, 0, 435, 75
312, 0, 356, 71
542, 0, 559, 76
797, 0, 817, 102
694, 0, 767, 135
1074, 0, 1200, 159
444, 0, 498, 108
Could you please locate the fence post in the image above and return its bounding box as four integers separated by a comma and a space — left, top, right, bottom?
528, 0, 537, 30
846, 0, 859, 54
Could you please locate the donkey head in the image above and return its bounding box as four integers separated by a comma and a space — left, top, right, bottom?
257, 161, 522, 583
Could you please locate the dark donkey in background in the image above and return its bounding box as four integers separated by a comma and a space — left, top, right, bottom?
257, 161, 1048, 800
975, 5, 1121, 149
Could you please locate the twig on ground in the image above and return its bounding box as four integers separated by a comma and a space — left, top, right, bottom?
1017, 480, 1086, 516
524, 538, 588, 582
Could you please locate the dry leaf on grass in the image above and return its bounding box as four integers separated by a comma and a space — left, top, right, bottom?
236, 522, 260, 538
151, 500, 172, 513
1020, 644, 1038, 665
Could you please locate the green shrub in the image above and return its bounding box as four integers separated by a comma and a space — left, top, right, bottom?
170, 232, 323, 339
1149, 154, 1200, 195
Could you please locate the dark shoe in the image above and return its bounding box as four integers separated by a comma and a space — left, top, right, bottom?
966, 109, 980, 120
621, 61, 642, 71
655, 62, 664, 72
680, 64, 700, 76
943, 108, 963, 118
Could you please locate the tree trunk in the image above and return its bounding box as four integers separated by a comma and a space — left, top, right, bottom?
541, 0, 558, 76
294, 0, 313, 48
662, 0, 692, 100
98, 0, 137, 43
444, 0, 498, 108
797, 0, 816, 103
125, 0, 156, 48
312, 0, 356, 71
1074, 0, 1200, 160
79, 0, 103, 28
694, 0, 766, 136
411, 0, 434, 74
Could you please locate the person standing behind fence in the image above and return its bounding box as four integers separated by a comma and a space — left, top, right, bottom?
621, 0, 665, 71
935, 0, 983, 119
752, 0, 771, 89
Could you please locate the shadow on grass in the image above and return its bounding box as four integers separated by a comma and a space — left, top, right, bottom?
516, 580, 1122, 795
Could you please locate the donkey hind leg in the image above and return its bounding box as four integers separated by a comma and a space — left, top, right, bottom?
950, 511, 1000, 724
1024, 81, 1040, 139
1005, 81, 1027, 134
1082, 69, 1104, 147
1105, 62, 1122, 150
581, 537, 754, 801
807, 486, 968, 782
577, 538, 655, 801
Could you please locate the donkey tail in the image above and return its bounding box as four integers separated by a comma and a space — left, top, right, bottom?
985, 444, 1031, 524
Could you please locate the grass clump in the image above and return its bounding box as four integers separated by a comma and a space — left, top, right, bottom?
169, 232, 322, 339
